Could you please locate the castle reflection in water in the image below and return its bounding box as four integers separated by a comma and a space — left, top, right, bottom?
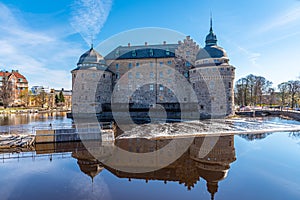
35, 134, 236, 200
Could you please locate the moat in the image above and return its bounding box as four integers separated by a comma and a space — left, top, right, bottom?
0, 115, 300, 200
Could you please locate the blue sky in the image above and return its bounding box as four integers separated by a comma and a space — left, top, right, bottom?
0, 0, 299, 89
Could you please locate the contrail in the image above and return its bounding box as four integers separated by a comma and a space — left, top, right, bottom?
70, 0, 112, 46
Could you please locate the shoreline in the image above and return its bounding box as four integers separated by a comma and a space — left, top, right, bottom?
0, 108, 71, 115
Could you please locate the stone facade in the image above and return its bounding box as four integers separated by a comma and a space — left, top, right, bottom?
72, 22, 235, 118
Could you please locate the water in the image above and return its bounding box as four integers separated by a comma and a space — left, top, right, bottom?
0, 112, 72, 134
0, 117, 300, 200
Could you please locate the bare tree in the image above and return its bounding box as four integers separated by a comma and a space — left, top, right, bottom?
278, 82, 289, 109
287, 80, 300, 108
0, 72, 13, 109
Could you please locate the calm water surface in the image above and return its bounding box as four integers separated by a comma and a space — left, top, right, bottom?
0, 117, 300, 200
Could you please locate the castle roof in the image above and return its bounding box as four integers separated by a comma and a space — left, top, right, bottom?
105, 44, 178, 60
196, 17, 228, 62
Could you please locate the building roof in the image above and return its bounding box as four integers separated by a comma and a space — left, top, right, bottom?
196, 18, 228, 61
0, 70, 28, 83
77, 46, 106, 66
196, 45, 228, 60
105, 44, 178, 60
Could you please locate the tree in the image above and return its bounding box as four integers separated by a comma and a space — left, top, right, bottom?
278, 82, 289, 109
235, 74, 272, 107
19, 89, 30, 107
55, 94, 60, 104
35, 90, 47, 108
287, 80, 300, 108
0, 72, 13, 109
59, 91, 65, 103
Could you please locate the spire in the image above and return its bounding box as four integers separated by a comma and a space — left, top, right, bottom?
210, 12, 213, 32
205, 15, 217, 46
90, 34, 94, 49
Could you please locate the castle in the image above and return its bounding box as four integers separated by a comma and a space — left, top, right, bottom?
71, 19, 235, 119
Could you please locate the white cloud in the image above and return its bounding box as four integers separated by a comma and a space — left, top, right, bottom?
258, 5, 300, 34
70, 0, 113, 45
0, 2, 84, 89
236, 46, 261, 67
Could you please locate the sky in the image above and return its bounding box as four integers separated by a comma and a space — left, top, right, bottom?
0, 0, 300, 90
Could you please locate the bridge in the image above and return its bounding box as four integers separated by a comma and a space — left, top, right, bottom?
235, 109, 300, 121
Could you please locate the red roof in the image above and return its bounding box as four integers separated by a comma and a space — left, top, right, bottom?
0, 71, 28, 83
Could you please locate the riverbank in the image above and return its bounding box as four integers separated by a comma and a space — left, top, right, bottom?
0, 108, 71, 115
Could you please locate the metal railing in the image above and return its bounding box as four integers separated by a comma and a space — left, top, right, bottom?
0, 151, 72, 163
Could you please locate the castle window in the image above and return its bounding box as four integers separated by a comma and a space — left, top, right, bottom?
159, 62, 163, 67
167, 60, 172, 65
200, 105, 204, 110
159, 72, 164, 78
229, 82, 232, 88
116, 73, 120, 79
136, 62, 140, 67
128, 63, 132, 69
150, 72, 154, 78
186, 51, 190, 56
149, 84, 154, 91
184, 72, 188, 78
103, 74, 106, 78
185, 62, 191, 67
150, 61, 154, 67
136, 72, 140, 79
128, 72, 132, 79
227, 68, 230, 71
116, 63, 119, 70
184, 97, 187, 101
220, 106, 224, 109
167, 69, 172, 74
168, 78, 172, 83
192, 83, 195, 89
159, 85, 164, 91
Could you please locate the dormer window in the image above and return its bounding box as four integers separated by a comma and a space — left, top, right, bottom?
132, 50, 137, 57
149, 49, 154, 56
115, 49, 120, 57
166, 48, 170, 56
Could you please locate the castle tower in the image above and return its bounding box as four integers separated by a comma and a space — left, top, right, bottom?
189, 17, 235, 117
71, 46, 112, 114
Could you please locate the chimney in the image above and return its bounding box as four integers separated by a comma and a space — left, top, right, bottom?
163, 41, 166, 45
128, 43, 131, 47
186, 35, 191, 40
145, 42, 148, 46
